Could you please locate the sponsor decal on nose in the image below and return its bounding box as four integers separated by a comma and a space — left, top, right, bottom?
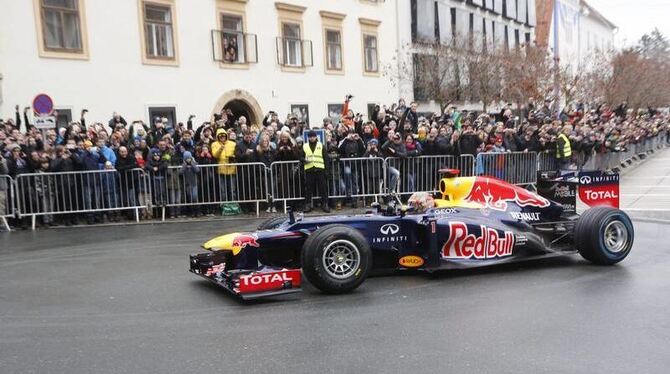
238, 269, 302, 293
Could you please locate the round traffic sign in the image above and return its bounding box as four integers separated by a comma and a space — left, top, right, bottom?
33, 93, 54, 116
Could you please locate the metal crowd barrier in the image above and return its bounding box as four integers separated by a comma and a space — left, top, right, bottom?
271, 157, 387, 212
537, 151, 559, 172
385, 155, 475, 196
476, 152, 537, 186
16, 136, 670, 230
147, 162, 270, 217
270, 160, 304, 211
1, 175, 13, 231
536, 132, 669, 173
327, 157, 385, 200
14, 168, 149, 229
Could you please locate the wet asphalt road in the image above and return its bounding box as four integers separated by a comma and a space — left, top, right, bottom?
1, 218, 669, 374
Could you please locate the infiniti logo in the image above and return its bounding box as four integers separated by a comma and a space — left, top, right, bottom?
579, 176, 592, 184
380, 224, 399, 235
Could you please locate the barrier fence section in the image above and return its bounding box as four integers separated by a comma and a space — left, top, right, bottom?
1, 175, 13, 231
12, 136, 668, 229
146, 162, 270, 217
271, 157, 387, 212
327, 157, 386, 200
14, 169, 150, 229
384, 155, 475, 196
537, 132, 669, 173
476, 152, 537, 186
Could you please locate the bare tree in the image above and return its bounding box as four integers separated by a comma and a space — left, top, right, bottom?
499, 43, 554, 109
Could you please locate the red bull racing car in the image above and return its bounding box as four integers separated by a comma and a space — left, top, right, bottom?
189, 172, 634, 300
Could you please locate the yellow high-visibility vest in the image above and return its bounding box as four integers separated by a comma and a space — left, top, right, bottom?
303, 143, 325, 170
557, 133, 572, 158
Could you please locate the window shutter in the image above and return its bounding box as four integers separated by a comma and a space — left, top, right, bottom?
245, 33, 258, 63
302, 40, 313, 67
276, 37, 285, 66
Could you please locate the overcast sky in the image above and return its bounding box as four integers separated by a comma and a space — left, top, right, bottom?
585, 0, 670, 47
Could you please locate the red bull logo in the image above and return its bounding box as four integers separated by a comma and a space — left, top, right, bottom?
442, 222, 515, 259
232, 234, 260, 251
465, 177, 549, 211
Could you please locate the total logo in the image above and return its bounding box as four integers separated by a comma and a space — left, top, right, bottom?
238, 269, 301, 293
582, 189, 618, 200
442, 222, 515, 260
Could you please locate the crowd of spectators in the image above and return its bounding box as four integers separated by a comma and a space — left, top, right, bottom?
1, 98, 669, 229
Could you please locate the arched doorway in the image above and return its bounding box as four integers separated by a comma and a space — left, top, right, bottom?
212, 89, 264, 126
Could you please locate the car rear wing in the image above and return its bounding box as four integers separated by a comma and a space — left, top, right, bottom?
537, 170, 620, 212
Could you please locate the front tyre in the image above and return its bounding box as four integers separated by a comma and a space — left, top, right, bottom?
301, 224, 372, 294
574, 207, 634, 265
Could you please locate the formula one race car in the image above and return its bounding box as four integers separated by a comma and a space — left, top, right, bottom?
189, 171, 634, 300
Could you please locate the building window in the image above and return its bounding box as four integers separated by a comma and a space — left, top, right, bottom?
326, 30, 343, 70
282, 22, 302, 66
213, 1, 256, 66
34, 0, 89, 59
143, 2, 175, 59
40, 0, 83, 51
359, 17, 381, 76
221, 14, 244, 63
276, 2, 310, 70
363, 34, 378, 72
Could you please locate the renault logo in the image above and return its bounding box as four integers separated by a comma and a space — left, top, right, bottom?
579, 176, 592, 184
380, 224, 399, 235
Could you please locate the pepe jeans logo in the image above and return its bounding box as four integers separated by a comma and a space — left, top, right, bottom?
579, 176, 592, 184
380, 224, 399, 235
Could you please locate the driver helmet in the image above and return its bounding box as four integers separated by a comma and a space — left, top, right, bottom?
407, 192, 435, 213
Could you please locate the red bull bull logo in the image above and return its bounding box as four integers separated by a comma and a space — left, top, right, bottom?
442, 222, 515, 259
465, 177, 549, 211
232, 234, 260, 251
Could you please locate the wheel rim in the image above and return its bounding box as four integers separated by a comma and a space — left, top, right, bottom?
603, 220, 628, 253
322, 239, 360, 280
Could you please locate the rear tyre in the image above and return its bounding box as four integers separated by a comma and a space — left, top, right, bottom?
257, 215, 287, 230
574, 207, 634, 265
301, 224, 372, 294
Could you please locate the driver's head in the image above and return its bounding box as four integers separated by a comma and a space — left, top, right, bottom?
407, 192, 435, 213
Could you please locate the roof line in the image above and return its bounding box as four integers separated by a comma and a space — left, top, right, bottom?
580, 0, 617, 29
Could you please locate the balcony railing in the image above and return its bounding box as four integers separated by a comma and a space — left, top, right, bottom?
211, 30, 258, 64
275, 37, 313, 68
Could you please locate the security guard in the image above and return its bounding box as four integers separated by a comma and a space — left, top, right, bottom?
556, 125, 572, 170
301, 130, 330, 213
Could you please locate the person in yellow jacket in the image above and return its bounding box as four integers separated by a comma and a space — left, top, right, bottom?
556, 125, 572, 171
211, 128, 237, 200
300, 130, 330, 213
